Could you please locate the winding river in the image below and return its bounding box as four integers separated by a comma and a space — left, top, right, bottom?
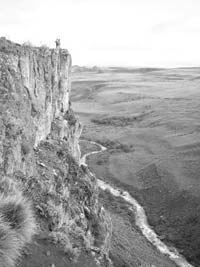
80, 140, 194, 267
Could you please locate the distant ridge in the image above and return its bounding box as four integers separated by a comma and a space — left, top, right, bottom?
72, 65, 165, 73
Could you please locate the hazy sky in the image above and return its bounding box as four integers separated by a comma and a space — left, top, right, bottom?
1, 0, 200, 67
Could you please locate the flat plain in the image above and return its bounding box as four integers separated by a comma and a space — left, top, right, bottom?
72, 67, 200, 267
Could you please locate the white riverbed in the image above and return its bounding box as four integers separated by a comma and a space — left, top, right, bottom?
80, 140, 194, 267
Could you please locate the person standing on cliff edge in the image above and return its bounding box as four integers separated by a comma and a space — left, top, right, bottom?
55, 38, 61, 48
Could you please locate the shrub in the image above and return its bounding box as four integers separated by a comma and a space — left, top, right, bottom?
21, 140, 31, 155
91, 116, 138, 127
64, 109, 77, 126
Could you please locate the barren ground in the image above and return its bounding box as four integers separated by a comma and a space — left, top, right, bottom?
72, 67, 200, 267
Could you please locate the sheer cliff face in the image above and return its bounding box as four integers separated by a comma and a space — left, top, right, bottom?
18, 44, 71, 146
0, 38, 111, 266
0, 37, 80, 177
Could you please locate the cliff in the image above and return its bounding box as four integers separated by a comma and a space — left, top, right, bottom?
0, 38, 112, 267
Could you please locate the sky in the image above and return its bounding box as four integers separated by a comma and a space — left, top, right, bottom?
1, 0, 200, 67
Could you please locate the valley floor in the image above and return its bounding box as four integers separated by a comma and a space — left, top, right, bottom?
72, 67, 200, 267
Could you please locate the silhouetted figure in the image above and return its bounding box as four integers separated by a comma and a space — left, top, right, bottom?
55, 39, 61, 48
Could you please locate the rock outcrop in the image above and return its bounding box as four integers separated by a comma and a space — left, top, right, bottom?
0, 38, 111, 267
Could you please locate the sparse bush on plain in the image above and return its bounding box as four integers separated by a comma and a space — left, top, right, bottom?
91, 115, 144, 127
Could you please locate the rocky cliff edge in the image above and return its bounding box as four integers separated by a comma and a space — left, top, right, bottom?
0, 37, 112, 267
